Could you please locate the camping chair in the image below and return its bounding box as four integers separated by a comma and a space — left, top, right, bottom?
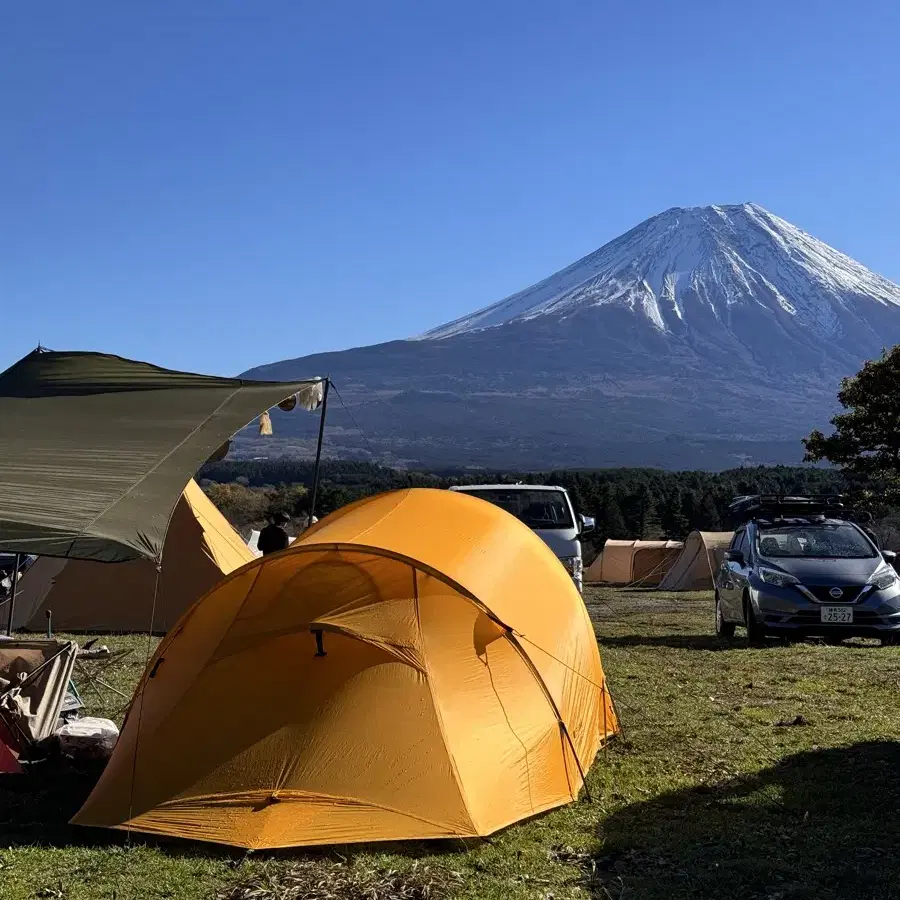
74, 645, 134, 713
0, 640, 78, 757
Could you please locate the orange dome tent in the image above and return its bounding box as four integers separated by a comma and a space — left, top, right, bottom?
75, 488, 617, 849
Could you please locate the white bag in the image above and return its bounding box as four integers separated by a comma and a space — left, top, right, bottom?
56, 716, 119, 759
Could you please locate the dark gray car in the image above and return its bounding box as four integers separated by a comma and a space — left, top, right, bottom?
715, 516, 900, 645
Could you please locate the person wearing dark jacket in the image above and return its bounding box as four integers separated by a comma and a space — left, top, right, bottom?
258, 512, 290, 556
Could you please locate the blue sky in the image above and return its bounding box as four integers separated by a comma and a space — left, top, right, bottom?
3, 1, 899, 375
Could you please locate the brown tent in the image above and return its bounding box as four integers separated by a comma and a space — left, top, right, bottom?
11, 481, 253, 633
657, 531, 733, 591
585, 540, 683, 586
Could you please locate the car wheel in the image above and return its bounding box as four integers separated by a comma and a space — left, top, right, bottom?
744, 594, 766, 647
715, 591, 735, 639
881, 634, 899, 647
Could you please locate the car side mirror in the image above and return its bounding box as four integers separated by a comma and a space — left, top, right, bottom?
724, 549, 745, 565
883, 550, 897, 562
579, 514, 595, 535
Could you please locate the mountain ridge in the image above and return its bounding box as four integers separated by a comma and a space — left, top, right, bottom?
239, 203, 900, 470
419, 202, 900, 349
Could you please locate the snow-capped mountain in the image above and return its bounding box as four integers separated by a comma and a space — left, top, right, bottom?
241, 204, 900, 470
422, 203, 900, 348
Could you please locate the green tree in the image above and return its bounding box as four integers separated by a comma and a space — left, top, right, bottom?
804, 347, 900, 503
639, 485, 663, 539
203, 482, 269, 529
695, 492, 721, 531
660, 489, 690, 539
595, 483, 627, 543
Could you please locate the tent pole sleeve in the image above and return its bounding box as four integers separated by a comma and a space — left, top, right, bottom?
5, 553, 21, 636
309, 378, 330, 524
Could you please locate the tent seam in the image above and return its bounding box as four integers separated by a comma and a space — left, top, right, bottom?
140, 787, 476, 834
483, 635, 536, 814
109, 793, 567, 847
412, 566, 478, 836
503, 631, 591, 801
329, 490, 414, 548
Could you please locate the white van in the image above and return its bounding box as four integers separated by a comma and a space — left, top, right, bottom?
449, 484, 594, 592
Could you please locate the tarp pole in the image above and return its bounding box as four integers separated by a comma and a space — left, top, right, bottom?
5, 553, 22, 636
308, 378, 330, 524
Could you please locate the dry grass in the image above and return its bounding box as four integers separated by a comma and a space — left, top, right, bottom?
219, 860, 460, 900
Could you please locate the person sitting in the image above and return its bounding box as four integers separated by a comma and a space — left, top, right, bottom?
258, 512, 291, 556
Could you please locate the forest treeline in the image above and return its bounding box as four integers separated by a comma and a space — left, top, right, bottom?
199, 459, 854, 553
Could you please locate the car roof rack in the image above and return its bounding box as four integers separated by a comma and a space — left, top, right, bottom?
728, 494, 847, 524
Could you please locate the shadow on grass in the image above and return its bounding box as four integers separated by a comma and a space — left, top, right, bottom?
0, 759, 115, 849
0, 761, 239, 859
594, 740, 900, 899
600, 634, 885, 652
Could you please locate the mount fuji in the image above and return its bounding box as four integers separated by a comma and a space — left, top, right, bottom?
241, 204, 900, 470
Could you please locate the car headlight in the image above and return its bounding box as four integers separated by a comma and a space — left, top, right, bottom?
561, 556, 583, 578
868, 566, 899, 591
758, 566, 799, 588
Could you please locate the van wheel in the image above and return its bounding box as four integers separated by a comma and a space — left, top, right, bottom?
744, 594, 766, 647
715, 592, 735, 639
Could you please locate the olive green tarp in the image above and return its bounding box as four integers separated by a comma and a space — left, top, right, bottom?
0, 349, 321, 563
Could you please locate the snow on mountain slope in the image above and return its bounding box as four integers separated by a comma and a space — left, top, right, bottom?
240, 202, 900, 469
420, 203, 900, 341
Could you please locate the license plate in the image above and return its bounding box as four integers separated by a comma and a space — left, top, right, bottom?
821, 606, 853, 624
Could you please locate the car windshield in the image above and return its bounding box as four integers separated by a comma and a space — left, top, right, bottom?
458, 489, 574, 529
757, 523, 876, 559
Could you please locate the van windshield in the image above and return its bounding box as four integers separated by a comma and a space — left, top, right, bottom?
757, 523, 876, 559
459, 489, 574, 530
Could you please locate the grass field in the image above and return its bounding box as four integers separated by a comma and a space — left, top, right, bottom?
3, 588, 900, 900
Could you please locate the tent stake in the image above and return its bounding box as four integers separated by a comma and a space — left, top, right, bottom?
5, 553, 22, 636
308, 378, 330, 524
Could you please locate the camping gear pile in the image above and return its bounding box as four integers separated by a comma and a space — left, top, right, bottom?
0, 554, 33, 603
0, 638, 115, 769
57, 717, 120, 760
